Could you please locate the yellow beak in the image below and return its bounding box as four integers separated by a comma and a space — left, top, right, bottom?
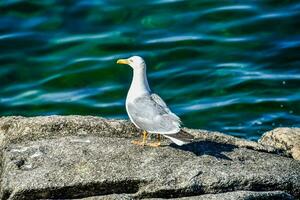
116, 59, 129, 65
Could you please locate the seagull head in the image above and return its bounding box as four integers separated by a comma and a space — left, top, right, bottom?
117, 56, 146, 70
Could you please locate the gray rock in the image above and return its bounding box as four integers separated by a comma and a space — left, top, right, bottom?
259, 127, 300, 160
81, 194, 133, 200
0, 116, 299, 200
82, 191, 294, 200
0, 116, 277, 153
155, 191, 294, 200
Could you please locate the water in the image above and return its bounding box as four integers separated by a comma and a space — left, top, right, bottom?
0, 0, 299, 140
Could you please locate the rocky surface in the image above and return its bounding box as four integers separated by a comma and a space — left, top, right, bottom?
259, 127, 300, 160
83, 191, 294, 200
0, 116, 299, 200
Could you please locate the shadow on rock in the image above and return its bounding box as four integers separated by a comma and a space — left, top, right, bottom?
170, 141, 236, 160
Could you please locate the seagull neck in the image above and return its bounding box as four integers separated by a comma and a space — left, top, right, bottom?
128, 68, 150, 98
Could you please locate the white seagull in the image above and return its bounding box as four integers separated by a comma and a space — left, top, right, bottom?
117, 56, 193, 147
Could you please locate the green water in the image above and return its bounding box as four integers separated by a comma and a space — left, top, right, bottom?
0, 0, 300, 140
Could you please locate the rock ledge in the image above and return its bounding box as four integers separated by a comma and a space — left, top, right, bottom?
0, 116, 299, 200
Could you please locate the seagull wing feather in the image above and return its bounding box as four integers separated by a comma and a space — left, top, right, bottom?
127, 93, 181, 134
151, 93, 181, 123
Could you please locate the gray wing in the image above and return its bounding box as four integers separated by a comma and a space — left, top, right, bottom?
151, 93, 181, 122
127, 93, 181, 134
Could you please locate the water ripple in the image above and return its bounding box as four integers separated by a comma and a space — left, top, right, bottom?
145, 34, 255, 44
52, 32, 122, 44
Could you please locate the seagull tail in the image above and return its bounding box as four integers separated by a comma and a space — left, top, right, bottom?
164, 130, 194, 146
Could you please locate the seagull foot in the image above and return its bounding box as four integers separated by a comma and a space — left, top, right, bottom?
131, 140, 146, 146
147, 142, 161, 147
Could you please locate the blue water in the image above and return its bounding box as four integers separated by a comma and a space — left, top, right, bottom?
0, 0, 300, 140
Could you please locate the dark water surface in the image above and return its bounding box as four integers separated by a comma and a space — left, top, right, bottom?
0, 0, 300, 140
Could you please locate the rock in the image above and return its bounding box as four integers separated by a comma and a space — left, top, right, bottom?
184, 128, 278, 153
0, 116, 299, 199
0, 116, 277, 153
259, 128, 300, 160
83, 191, 294, 200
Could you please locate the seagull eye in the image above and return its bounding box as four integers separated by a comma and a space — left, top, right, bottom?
129, 59, 133, 62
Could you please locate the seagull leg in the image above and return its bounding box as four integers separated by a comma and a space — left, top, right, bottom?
148, 134, 161, 147
131, 130, 148, 146
142, 130, 148, 144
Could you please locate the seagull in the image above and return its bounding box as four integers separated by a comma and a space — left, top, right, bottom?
117, 56, 193, 147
